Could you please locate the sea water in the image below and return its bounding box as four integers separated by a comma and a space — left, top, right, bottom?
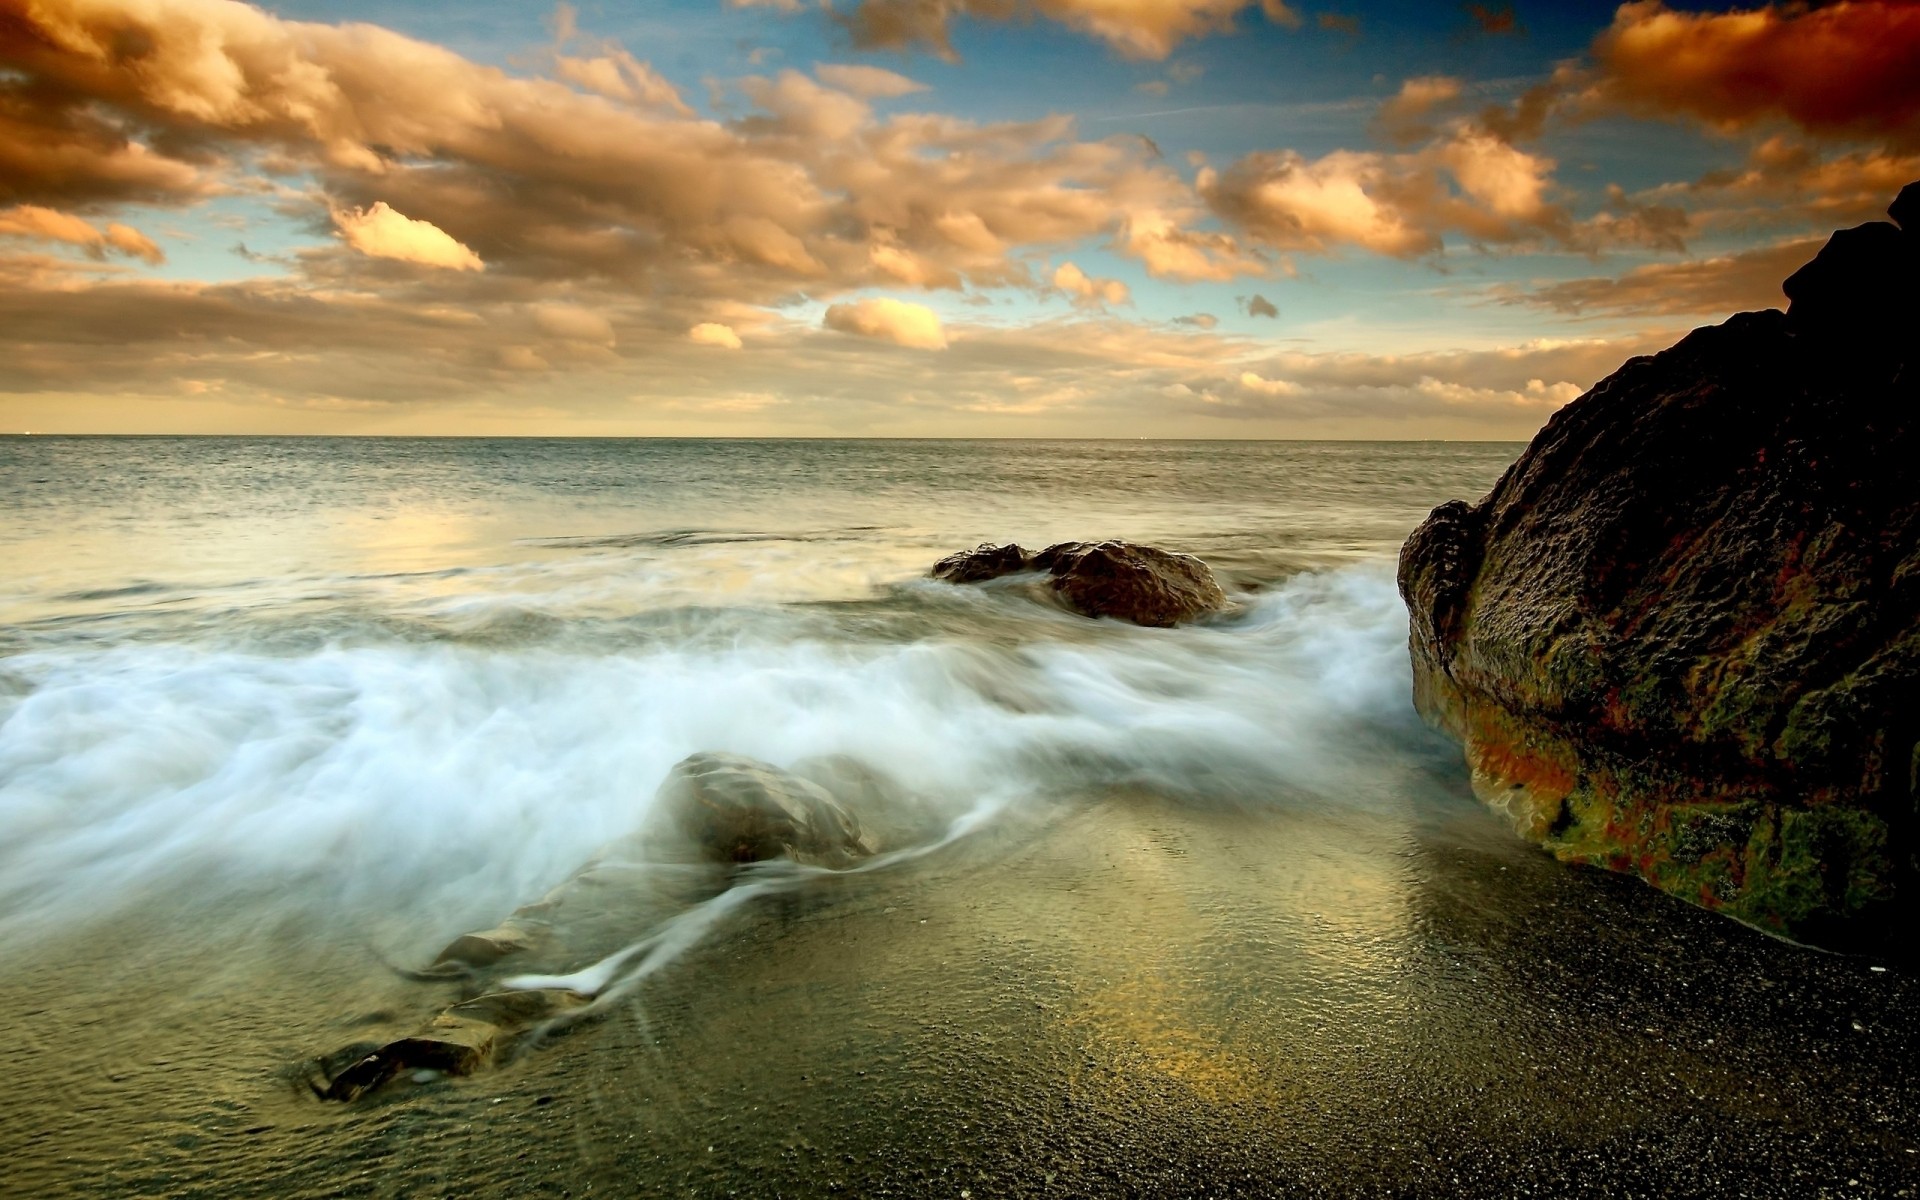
5, 437, 1914, 1198
0, 437, 1513, 947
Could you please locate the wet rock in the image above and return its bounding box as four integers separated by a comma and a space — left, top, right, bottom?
792, 754, 942, 849
932, 542, 1031, 584
654, 751, 876, 868
1032, 541, 1227, 627
316, 754, 900, 1099
433, 921, 545, 970
1397, 181, 1920, 955
931, 539, 1226, 627
319, 990, 585, 1102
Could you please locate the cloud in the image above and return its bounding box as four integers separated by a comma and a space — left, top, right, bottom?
333, 203, 486, 271
1316, 12, 1360, 36
833, 0, 1300, 61
1498, 237, 1825, 318
1243, 293, 1278, 318
1463, 4, 1520, 37
823, 297, 948, 348
1169, 334, 1669, 427
0, 204, 165, 264
0, 0, 1255, 308
1120, 210, 1268, 280
689, 322, 744, 349
1655, 136, 1920, 231
813, 63, 929, 98
1375, 76, 1464, 144
1202, 123, 1689, 258
553, 51, 692, 114
1174, 312, 1218, 328
1589, 1, 1920, 150
1237, 370, 1297, 394
0, 249, 1675, 437
1053, 261, 1131, 306
533, 303, 615, 345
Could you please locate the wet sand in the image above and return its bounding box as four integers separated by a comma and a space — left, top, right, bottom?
4, 742, 1916, 1199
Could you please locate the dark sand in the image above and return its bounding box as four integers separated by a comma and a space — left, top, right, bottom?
5, 754, 1917, 1199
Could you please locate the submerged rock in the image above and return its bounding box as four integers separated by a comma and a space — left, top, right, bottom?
653, 751, 876, 868
1397, 182, 1920, 954
316, 753, 900, 1099
319, 990, 585, 1102
930, 539, 1226, 627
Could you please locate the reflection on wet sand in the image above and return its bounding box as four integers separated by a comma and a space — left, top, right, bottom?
6, 762, 1913, 1198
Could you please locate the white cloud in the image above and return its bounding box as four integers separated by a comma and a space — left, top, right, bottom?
823, 297, 948, 349
333, 203, 484, 271
689, 322, 745, 349
813, 63, 929, 98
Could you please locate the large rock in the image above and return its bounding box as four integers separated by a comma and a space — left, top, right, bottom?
931, 540, 1226, 627
653, 751, 876, 868
1398, 183, 1920, 954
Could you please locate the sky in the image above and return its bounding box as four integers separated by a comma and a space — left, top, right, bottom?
0, 0, 1916, 437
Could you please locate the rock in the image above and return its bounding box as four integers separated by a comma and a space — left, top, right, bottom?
930, 539, 1227, 627
1890, 180, 1920, 233
932, 542, 1030, 584
319, 990, 585, 1102
1033, 541, 1227, 627
791, 753, 943, 849
653, 751, 876, 868
1781, 221, 1917, 347
1397, 181, 1920, 955
433, 921, 545, 970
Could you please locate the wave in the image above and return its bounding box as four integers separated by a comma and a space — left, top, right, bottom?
0, 564, 1418, 950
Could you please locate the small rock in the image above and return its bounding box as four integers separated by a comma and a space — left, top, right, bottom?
433, 922, 543, 969
1032, 541, 1227, 627
930, 539, 1226, 627
931, 542, 1030, 584
653, 752, 875, 868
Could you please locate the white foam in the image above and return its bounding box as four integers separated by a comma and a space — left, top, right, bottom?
0, 564, 1415, 949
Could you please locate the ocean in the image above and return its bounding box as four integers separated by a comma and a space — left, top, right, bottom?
2, 437, 1913, 1197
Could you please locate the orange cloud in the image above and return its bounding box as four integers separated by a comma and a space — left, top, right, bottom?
1591, 1, 1920, 149
831, 0, 1298, 61
0, 0, 1244, 304
1201, 122, 1690, 259
1375, 75, 1464, 144
0, 204, 163, 263
1052, 261, 1131, 306
1498, 236, 1824, 318
1464, 4, 1520, 37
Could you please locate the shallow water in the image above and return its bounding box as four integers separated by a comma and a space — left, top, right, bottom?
1, 437, 1915, 1198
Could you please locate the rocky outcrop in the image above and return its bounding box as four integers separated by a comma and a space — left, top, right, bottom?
932, 540, 1227, 627
1398, 182, 1920, 954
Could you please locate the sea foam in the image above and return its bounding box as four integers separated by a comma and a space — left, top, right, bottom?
0, 563, 1417, 950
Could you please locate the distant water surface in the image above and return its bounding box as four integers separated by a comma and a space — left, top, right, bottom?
1, 437, 1913, 1198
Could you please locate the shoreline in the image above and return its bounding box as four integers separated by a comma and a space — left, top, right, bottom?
5, 781, 1914, 1197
